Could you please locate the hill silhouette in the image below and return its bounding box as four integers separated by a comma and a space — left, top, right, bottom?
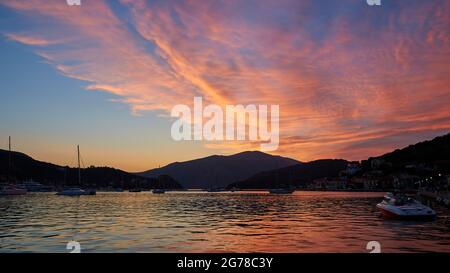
139, 151, 300, 189
0, 149, 182, 189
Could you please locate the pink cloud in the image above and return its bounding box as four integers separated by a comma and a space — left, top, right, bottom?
1, 0, 449, 161
4, 33, 57, 46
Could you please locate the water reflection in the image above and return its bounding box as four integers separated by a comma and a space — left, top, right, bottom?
0, 192, 449, 252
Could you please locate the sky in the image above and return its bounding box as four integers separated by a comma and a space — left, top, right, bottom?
0, 0, 449, 172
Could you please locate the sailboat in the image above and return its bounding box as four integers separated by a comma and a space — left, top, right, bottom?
152, 175, 166, 194
0, 136, 27, 196
56, 145, 95, 196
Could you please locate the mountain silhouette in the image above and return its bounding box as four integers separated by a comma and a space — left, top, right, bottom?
228, 159, 348, 189
139, 151, 300, 189
361, 132, 450, 173
373, 133, 450, 164
228, 133, 450, 189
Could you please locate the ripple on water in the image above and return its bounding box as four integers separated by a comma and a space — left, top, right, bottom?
0, 192, 449, 252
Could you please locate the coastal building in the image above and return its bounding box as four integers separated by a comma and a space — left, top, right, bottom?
370, 159, 385, 169
349, 177, 378, 190
369, 159, 392, 170
391, 174, 421, 189
346, 161, 361, 176
311, 178, 347, 190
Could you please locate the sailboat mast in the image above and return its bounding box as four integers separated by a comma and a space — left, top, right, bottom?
8, 136, 11, 180
8, 136, 11, 171
77, 145, 81, 185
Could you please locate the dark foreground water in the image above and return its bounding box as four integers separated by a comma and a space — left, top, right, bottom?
0, 191, 449, 253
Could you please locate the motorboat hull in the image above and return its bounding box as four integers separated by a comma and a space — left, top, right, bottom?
377, 203, 436, 220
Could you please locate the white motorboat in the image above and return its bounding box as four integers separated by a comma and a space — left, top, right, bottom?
376, 192, 436, 220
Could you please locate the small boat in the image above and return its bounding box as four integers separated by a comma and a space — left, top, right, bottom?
376, 192, 436, 220
56, 146, 94, 196
152, 189, 165, 194
269, 188, 295, 194
56, 187, 86, 196
206, 187, 223, 192
84, 189, 97, 195
0, 185, 27, 196
129, 188, 142, 193
18, 180, 53, 192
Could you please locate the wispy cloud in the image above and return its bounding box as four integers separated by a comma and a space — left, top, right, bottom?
1, 0, 449, 161
5, 33, 57, 46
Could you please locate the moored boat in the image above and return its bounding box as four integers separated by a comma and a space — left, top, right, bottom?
269, 188, 295, 194
206, 187, 223, 192
84, 189, 97, 195
376, 192, 436, 220
18, 180, 53, 192
1, 137, 27, 196
56, 145, 94, 196
56, 187, 86, 196
0, 185, 27, 196
152, 189, 165, 194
